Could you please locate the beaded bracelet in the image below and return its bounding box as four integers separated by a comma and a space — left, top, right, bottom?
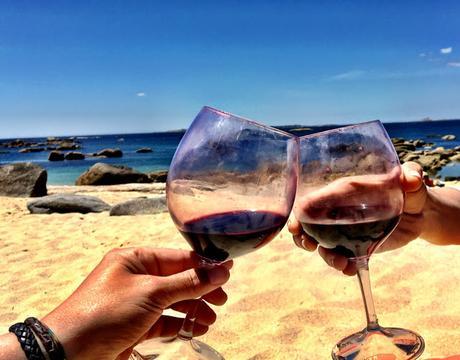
9, 318, 66, 360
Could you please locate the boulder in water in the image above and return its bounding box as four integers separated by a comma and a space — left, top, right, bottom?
96, 148, 123, 158
136, 147, 153, 153
64, 152, 85, 160
442, 134, 456, 141
48, 151, 65, 161
76, 163, 150, 185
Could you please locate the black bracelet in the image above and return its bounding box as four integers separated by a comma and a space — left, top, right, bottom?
25, 318, 66, 360
9, 322, 45, 360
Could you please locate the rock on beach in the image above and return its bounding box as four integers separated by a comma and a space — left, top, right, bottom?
27, 194, 111, 214
109, 196, 167, 216
0, 163, 47, 197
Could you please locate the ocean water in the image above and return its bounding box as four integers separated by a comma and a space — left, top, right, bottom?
1, 120, 459, 185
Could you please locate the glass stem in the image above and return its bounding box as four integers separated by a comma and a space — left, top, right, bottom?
177, 298, 201, 341
355, 257, 379, 330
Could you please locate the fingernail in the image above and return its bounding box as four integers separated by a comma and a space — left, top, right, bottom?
207, 266, 229, 285
409, 169, 421, 178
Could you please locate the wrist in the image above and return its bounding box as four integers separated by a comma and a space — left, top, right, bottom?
42, 312, 80, 360
0, 333, 27, 360
420, 186, 459, 245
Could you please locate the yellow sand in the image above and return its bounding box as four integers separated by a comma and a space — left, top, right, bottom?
1, 183, 460, 359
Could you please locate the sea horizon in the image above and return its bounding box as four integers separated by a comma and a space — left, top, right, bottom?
1, 118, 460, 141
1, 119, 460, 185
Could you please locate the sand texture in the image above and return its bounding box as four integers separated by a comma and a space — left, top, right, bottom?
1, 183, 460, 359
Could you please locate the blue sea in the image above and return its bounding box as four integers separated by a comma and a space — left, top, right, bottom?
1, 120, 459, 185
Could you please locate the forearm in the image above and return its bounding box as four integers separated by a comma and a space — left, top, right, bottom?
0, 333, 27, 360
421, 186, 460, 246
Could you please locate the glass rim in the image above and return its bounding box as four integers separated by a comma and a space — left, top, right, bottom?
202, 105, 296, 139
298, 119, 382, 140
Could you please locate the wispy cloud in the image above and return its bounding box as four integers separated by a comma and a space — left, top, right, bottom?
136, 92, 146, 97
324, 67, 460, 82
419, 53, 427, 57
326, 70, 366, 81
440, 47, 453, 54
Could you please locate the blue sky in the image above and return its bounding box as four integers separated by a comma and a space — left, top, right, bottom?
1, 1, 460, 137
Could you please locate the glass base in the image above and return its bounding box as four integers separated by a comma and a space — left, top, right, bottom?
131, 337, 225, 360
332, 326, 425, 360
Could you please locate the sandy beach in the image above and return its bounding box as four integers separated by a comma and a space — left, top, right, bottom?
1, 183, 460, 359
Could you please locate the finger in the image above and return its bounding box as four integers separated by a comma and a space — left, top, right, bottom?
221, 260, 234, 270
342, 261, 357, 276
151, 265, 231, 307
331, 255, 348, 271
401, 162, 424, 193
132, 248, 203, 276
170, 300, 217, 326
146, 315, 209, 338
318, 246, 334, 266
288, 218, 303, 235
293, 234, 303, 248
202, 287, 228, 306
301, 234, 318, 252
318, 246, 349, 271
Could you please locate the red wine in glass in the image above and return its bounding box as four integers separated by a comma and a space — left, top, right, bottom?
300, 204, 401, 258
178, 210, 287, 262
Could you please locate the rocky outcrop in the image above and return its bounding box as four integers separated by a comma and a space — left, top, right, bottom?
392, 138, 460, 175
0, 163, 47, 197
76, 163, 151, 185
148, 170, 168, 183
64, 152, 85, 160
110, 196, 167, 216
27, 194, 111, 214
96, 148, 123, 158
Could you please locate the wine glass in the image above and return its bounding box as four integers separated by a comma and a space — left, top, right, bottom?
294, 121, 425, 359
134, 106, 297, 360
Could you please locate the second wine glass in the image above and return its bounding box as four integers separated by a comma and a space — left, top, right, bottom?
165, 106, 297, 359
294, 121, 424, 359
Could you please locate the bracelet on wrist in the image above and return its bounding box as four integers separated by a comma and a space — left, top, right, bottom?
9, 318, 66, 360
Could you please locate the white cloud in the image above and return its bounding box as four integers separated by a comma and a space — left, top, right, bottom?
419, 53, 427, 57
448, 62, 460, 67
326, 70, 366, 81
440, 47, 453, 54
136, 92, 146, 97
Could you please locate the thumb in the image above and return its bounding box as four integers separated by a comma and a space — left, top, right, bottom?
401, 162, 428, 215
401, 162, 423, 193
151, 265, 230, 307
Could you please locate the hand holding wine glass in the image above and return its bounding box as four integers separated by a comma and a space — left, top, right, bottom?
303, 160, 460, 281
